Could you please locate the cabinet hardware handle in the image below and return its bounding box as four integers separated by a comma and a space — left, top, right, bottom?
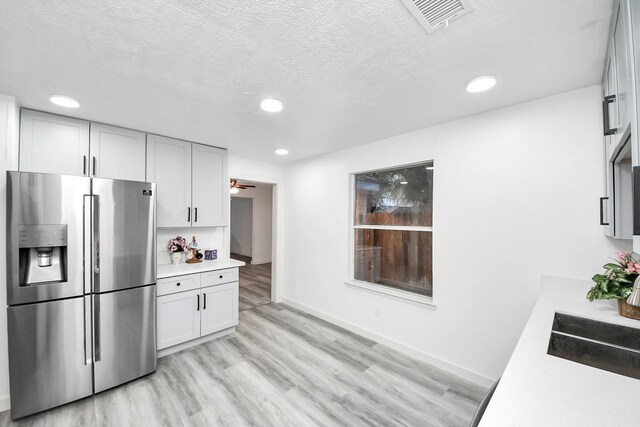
603, 95, 617, 136
600, 197, 610, 226
83, 155, 87, 175
219, 275, 223, 279
203, 293, 207, 310
197, 294, 200, 311
188, 207, 191, 222
195, 207, 198, 222
92, 156, 96, 176
176, 282, 181, 287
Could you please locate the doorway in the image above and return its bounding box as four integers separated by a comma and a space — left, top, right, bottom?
229, 180, 274, 311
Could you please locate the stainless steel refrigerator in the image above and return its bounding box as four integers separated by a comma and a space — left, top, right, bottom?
6, 171, 157, 419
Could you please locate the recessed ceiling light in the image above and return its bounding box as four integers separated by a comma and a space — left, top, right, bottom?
466, 75, 497, 93
400, 181, 408, 185
275, 148, 289, 156
50, 95, 80, 108
260, 98, 284, 113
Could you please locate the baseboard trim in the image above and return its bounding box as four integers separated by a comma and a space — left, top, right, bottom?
250, 259, 271, 265
281, 298, 495, 388
0, 395, 9, 412
157, 327, 236, 358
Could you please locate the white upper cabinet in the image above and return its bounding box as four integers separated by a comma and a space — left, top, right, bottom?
89, 123, 146, 181
20, 110, 147, 181
19, 109, 90, 176
613, 0, 632, 136
192, 144, 227, 227
146, 134, 192, 228
147, 135, 228, 228
602, 0, 634, 148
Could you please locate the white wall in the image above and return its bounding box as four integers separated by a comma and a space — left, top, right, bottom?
0, 94, 18, 410
231, 183, 274, 264
230, 197, 253, 257
282, 85, 631, 385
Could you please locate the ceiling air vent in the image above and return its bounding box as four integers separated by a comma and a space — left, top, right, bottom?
399, 0, 473, 33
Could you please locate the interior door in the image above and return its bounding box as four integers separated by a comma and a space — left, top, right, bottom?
146, 134, 192, 227
8, 296, 93, 419
92, 178, 156, 293
200, 282, 239, 336
89, 123, 146, 181
192, 144, 227, 226
93, 285, 157, 393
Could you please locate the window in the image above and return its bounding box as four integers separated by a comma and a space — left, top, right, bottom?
352, 162, 433, 298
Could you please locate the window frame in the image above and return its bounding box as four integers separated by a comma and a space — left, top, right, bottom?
345, 161, 436, 308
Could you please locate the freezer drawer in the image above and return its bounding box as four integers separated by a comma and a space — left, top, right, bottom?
93, 285, 157, 393
92, 178, 156, 293
8, 296, 93, 419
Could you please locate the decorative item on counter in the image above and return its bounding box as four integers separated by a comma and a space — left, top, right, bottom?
587, 251, 640, 320
204, 248, 218, 261
167, 236, 188, 265
185, 235, 202, 264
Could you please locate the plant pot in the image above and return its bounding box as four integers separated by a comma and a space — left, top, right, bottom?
170, 252, 182, 265
618, 298, 640, 320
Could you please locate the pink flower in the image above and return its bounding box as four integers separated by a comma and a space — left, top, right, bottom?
616, 251, 628, 261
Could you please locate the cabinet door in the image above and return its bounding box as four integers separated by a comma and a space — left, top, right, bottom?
19, 109, 89, 176
146, 134, 192, 227
200, 282, 238, 336
613, 0, 632, 135
192, 144, 227, 227
602, 76, 615, 237
157, 289, 200, 350
89, 123, 146, 181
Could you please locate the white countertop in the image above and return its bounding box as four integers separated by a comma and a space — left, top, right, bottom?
157, 258, 245, 279
480, 276, 640, 426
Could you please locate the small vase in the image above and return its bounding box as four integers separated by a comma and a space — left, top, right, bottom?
618, 298, 640, 320
170, 252, 182, 265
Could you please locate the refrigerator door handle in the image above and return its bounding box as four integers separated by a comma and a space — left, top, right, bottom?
84, 297, 92, 365
83, 195, 92, 294
93, 295, 101, 363
92, 195, 100, 291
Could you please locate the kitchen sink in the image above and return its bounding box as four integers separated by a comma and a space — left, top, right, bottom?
547, 312, 640, 380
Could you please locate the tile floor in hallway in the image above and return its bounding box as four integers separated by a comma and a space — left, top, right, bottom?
0, 303, 486, 426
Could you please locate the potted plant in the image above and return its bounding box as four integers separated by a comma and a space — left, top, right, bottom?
588, 251, 640, 319
167, 236, 188, 265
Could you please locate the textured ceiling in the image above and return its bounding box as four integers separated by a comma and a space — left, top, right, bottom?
0, 0, 613, 162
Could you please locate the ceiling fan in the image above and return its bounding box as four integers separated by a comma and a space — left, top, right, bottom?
230, 179, 256, 191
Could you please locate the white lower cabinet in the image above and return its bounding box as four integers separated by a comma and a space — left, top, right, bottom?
156, 268, 239, 351
157, 289, 201, 350
201, 282, 239, 336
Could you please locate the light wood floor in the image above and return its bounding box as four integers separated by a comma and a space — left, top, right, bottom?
231, 253, 272, 311
0, 303, 486, 426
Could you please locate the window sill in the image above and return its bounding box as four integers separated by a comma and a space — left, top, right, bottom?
344, 279, 437, 309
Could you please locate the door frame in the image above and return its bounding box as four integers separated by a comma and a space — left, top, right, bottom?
224, 180, 279, 304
